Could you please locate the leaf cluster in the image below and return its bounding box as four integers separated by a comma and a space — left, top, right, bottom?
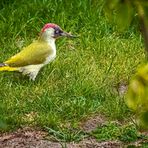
127, 64, 148, 129
104, 0, 148, 31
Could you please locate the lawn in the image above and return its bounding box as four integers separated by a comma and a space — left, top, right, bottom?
0, 0, 147, 146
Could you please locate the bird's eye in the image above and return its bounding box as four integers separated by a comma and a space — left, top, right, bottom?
55, 30, 59, 34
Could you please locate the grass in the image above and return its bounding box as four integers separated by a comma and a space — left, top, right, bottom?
45, 126, 86, 142
91, 122, 140, 142
91, 122, 148, 147
0, 0, 147, 144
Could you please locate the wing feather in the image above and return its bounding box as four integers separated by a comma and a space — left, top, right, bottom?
5, 41, 53, 67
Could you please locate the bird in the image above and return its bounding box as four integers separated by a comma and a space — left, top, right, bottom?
0, 23, 75, 80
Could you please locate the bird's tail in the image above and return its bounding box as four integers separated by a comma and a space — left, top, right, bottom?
0, 63, 18, 71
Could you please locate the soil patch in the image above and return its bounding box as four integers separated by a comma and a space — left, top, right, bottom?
0, 127, 122, 148
80, 114, 107, 133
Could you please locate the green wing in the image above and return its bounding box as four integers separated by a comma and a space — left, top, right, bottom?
5, 41, 53, 67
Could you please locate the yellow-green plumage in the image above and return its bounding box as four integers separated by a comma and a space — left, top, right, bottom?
0, 66, 18, 71
5, 40, 53, 67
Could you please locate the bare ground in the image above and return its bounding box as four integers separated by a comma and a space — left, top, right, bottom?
0, 115, 147, 148
0, 127, 122, 148
80, 114, 107, 133
0, 115, 124, 148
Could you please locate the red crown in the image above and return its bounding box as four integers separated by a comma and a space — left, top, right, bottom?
41, 23, 59, 32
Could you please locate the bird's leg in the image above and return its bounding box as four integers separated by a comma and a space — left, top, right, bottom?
29, 70, 40, 81
19, 64, 43, 80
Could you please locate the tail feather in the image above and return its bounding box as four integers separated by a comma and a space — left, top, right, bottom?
0, 63, 18, 71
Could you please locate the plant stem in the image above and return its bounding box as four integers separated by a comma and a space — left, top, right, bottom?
136, 1, 148, 59
139, 16, 148, 58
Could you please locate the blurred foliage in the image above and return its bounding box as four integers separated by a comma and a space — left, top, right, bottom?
104, 0, 134, 31
104, 0, 148, 54
104, 0, 148, 32
127, 65, 148, 111
104, 0, 148, 129
127, 64, 148, 129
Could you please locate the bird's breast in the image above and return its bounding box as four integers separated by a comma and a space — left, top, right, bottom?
44, 48, 56, 64
43, 38, 56, 64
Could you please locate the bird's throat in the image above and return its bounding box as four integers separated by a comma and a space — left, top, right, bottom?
39, 33, 56, 50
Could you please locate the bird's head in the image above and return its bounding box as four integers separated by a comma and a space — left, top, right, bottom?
40, 23, 75, 40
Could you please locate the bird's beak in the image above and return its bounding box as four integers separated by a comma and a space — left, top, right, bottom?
60, 31, 77, 38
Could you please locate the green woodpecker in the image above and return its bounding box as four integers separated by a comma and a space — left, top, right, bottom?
0, 23, 75, 80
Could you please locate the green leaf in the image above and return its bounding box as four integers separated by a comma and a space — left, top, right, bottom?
104, 0, 134, 31
126, 79, 144, 111
103, 0, 119, 22
126, 64, 148, 111
126, 64, 148, 129
138, 110, 148, 129
115, 1, 134, 31
104, 0, 119, 9
143, 5, 148, 26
